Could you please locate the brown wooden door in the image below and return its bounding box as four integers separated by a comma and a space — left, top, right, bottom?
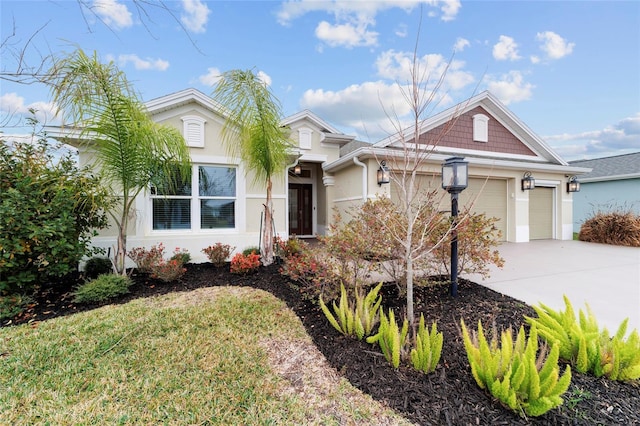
289, 183, 312, 236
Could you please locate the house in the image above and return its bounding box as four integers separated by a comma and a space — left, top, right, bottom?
569, 152, 640, 231
48, 89, 589, 264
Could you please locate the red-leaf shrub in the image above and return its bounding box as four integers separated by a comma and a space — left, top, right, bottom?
202, 243, 235, 267
230, 252, 260, 274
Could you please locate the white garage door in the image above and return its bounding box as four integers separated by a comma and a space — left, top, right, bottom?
391, 176, 507, 241
529, 186, 554, 239
460, 178, 507, 241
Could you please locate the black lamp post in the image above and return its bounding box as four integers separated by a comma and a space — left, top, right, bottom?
442, 156, 469, 297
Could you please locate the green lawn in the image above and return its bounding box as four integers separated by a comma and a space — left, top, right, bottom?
1, 287, 410, 425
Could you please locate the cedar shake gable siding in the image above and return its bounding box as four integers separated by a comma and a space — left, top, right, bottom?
418, 106, 537, 156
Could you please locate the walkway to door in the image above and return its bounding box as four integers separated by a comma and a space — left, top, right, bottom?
463, 240, 640, 333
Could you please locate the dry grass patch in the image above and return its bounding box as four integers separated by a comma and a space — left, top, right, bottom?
261, 337, 413, 425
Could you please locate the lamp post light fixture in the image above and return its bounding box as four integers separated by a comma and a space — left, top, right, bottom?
441, 157, 469, 297
521, 171, 535, 191
566, 175, 581, 193
377, 161, 390, 186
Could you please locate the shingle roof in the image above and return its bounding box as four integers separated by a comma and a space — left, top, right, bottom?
569, 152, 640, 180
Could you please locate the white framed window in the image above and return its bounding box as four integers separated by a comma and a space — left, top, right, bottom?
150, 165, 236, 230
182, 115, 206, 147
472, 113, 489, 143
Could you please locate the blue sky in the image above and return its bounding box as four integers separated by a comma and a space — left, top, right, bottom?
1, 0, 638, 160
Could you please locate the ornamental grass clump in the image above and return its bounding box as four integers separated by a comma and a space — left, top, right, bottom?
460, 319, 572, 417
73, 274, 131, 304
319, 282, 382, 340
525, 295, 640, 381
366, 308, 409, 369
410, 314, 443, 374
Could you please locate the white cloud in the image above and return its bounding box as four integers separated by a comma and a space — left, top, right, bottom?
395, 23, 408, 38
300, 81, 410, 140
315, 20, 378, 48
117, 54, 169, 71
198, 67, 222, 86
181, 0, 211, 33
492, 35, 521, 61
485, 71, 534, 104
277, 1, 461, 48
0, 92, 58, 125
375, 49, 474, 91
257, 70, 272, 87
546, 113, 640, 159
453, 37, 470, 52
530, 55, 540, 64
536, 31, 575, 60
92, 0, 132, 29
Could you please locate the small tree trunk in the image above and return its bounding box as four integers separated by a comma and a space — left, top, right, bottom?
261, 178, 275, 266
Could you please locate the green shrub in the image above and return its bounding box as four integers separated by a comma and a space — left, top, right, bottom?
83, 256, 113, 279
319, 282, 382, 340
366, 308, 409, 368
202, 243, 235, 267
73, 274, 131, 304
170, 248, 191, 265
410, 314, 443, 374
0, 132, 111, 295
242, 246, 261, 256
0, 294, 33, 321
526, 296, 640, 381
461, 319, 572, 417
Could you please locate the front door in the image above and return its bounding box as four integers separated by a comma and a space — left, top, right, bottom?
289, 183, 313, 236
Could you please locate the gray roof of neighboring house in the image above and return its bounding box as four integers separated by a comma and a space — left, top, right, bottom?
569, 152, 640, 181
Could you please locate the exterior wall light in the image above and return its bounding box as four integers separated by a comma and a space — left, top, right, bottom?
293, 164, 302, 175
521, 171, 535, 191
441, 156, 469, 297
377, 161, 390, 186
567, 175, 580, 193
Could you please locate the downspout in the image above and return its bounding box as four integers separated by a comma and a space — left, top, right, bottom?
353, 157, 367, 201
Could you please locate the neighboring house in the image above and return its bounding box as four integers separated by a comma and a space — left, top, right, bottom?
569, 152, 640, 232
47, 89, 589, 264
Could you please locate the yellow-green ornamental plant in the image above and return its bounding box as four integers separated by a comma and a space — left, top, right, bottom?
460, 319, 572, 417
366, 308, 409, 369
410, 314, 443, 374
526, 295, 640, 381
319, 283, 382, 341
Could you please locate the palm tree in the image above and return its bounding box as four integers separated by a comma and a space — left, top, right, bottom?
213, 69, 292, 266
49, 49, 191, 275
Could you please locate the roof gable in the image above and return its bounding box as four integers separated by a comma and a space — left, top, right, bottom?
374, 91, 567, 165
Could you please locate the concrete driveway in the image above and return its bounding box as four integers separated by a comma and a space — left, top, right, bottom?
463, 240, 640, 334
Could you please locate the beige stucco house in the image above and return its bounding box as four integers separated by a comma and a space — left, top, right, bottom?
49, 88, 589, 264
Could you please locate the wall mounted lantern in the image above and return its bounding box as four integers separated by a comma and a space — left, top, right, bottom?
377, 161, 390, 186
566, 175, 581, 193
293, 164, 302, 175
441, 156, 469, 297
521, 171, 535, 191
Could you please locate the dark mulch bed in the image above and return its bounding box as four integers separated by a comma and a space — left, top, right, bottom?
3, 263, 639, 425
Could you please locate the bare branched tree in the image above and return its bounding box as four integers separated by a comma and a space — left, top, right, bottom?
376, 16, 473, 328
